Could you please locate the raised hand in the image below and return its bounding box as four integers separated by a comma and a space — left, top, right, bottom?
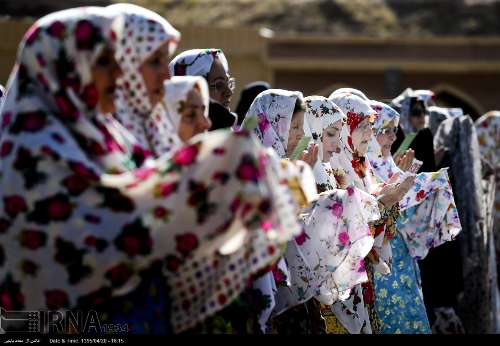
298, 143, 319, 168
395, 149, 415, 171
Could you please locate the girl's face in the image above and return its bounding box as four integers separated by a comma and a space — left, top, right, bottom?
286, 110, 305, 156
351, 117, 373, 155
139, 41, 171, 107
177, 86, 211, 142
322, 119, 342, 162
206, 57, 233, 109
376, 119, 398, 157
91, 46, 122, 114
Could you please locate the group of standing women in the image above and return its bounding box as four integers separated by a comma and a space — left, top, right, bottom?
0, 3, 496, 335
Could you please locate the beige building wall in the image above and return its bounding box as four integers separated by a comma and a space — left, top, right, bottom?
0, 19, 271, 110
0, 17, 498, 117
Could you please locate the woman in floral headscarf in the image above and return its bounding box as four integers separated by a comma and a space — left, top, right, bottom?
367, 100, 461, 334
105, 3, 181, 158
0, 6, 306, 335
327, 92, 415, 334
169, 49, 237, 129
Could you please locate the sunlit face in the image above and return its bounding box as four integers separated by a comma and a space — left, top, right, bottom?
351, 118, 373, 155
322, 119, 343, 162
177, 86, 211, 142
376, 119, 398, 157
206, 57, 233, 109
139, 41, 171, 107
91, 46, 122, 114
286, 110, 305, 156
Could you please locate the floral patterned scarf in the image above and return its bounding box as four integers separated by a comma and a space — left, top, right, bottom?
328, 92, 378, 193
108, 3, 181, 155
367, 100, 461, 259
0, 8, 304, 334
245, 89, 303, 159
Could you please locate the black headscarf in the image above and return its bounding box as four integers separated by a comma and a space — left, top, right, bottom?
208, 99, 237, 131
234, 81, 271, 125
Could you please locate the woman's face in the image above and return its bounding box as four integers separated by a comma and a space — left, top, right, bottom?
177, 86, 211, 142
139, 41, 171, 107
322, 119, 342, 162
351, 117, 373, 155
376, 119, 398, 157
206, 57, 233, 109
286, 110, 305, 156
91, 46, 122, 114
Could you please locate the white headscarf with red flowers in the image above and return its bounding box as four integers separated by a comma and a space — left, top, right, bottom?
328, 92, 378, 193
169, 48, 229, 78
107, 3, 181, 155
367, 100, 461, 259
0, 7, 307, 334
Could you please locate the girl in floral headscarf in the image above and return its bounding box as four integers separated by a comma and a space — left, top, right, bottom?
0, 6, 306, 335
106, 3, 181, 158
367, 100, 461, 334
147, 75, 212, 156
327, 92, 415, 334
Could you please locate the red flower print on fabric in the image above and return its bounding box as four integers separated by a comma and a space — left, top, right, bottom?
47, 21, 65, 39
236, 154, 262, 183
346, 111, 365, 133
175, 233, 199, 257
4, 195, 28, 219
172, 145, 199, 166
19, 229, 47, 250
416, 190, 426, 201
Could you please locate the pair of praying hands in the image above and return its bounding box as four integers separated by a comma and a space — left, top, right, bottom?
394, 149, 415, 172
297, 144, 319, 168
378, 148, 418, 207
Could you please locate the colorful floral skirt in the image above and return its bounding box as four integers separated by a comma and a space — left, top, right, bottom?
373, 232, 431, 334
